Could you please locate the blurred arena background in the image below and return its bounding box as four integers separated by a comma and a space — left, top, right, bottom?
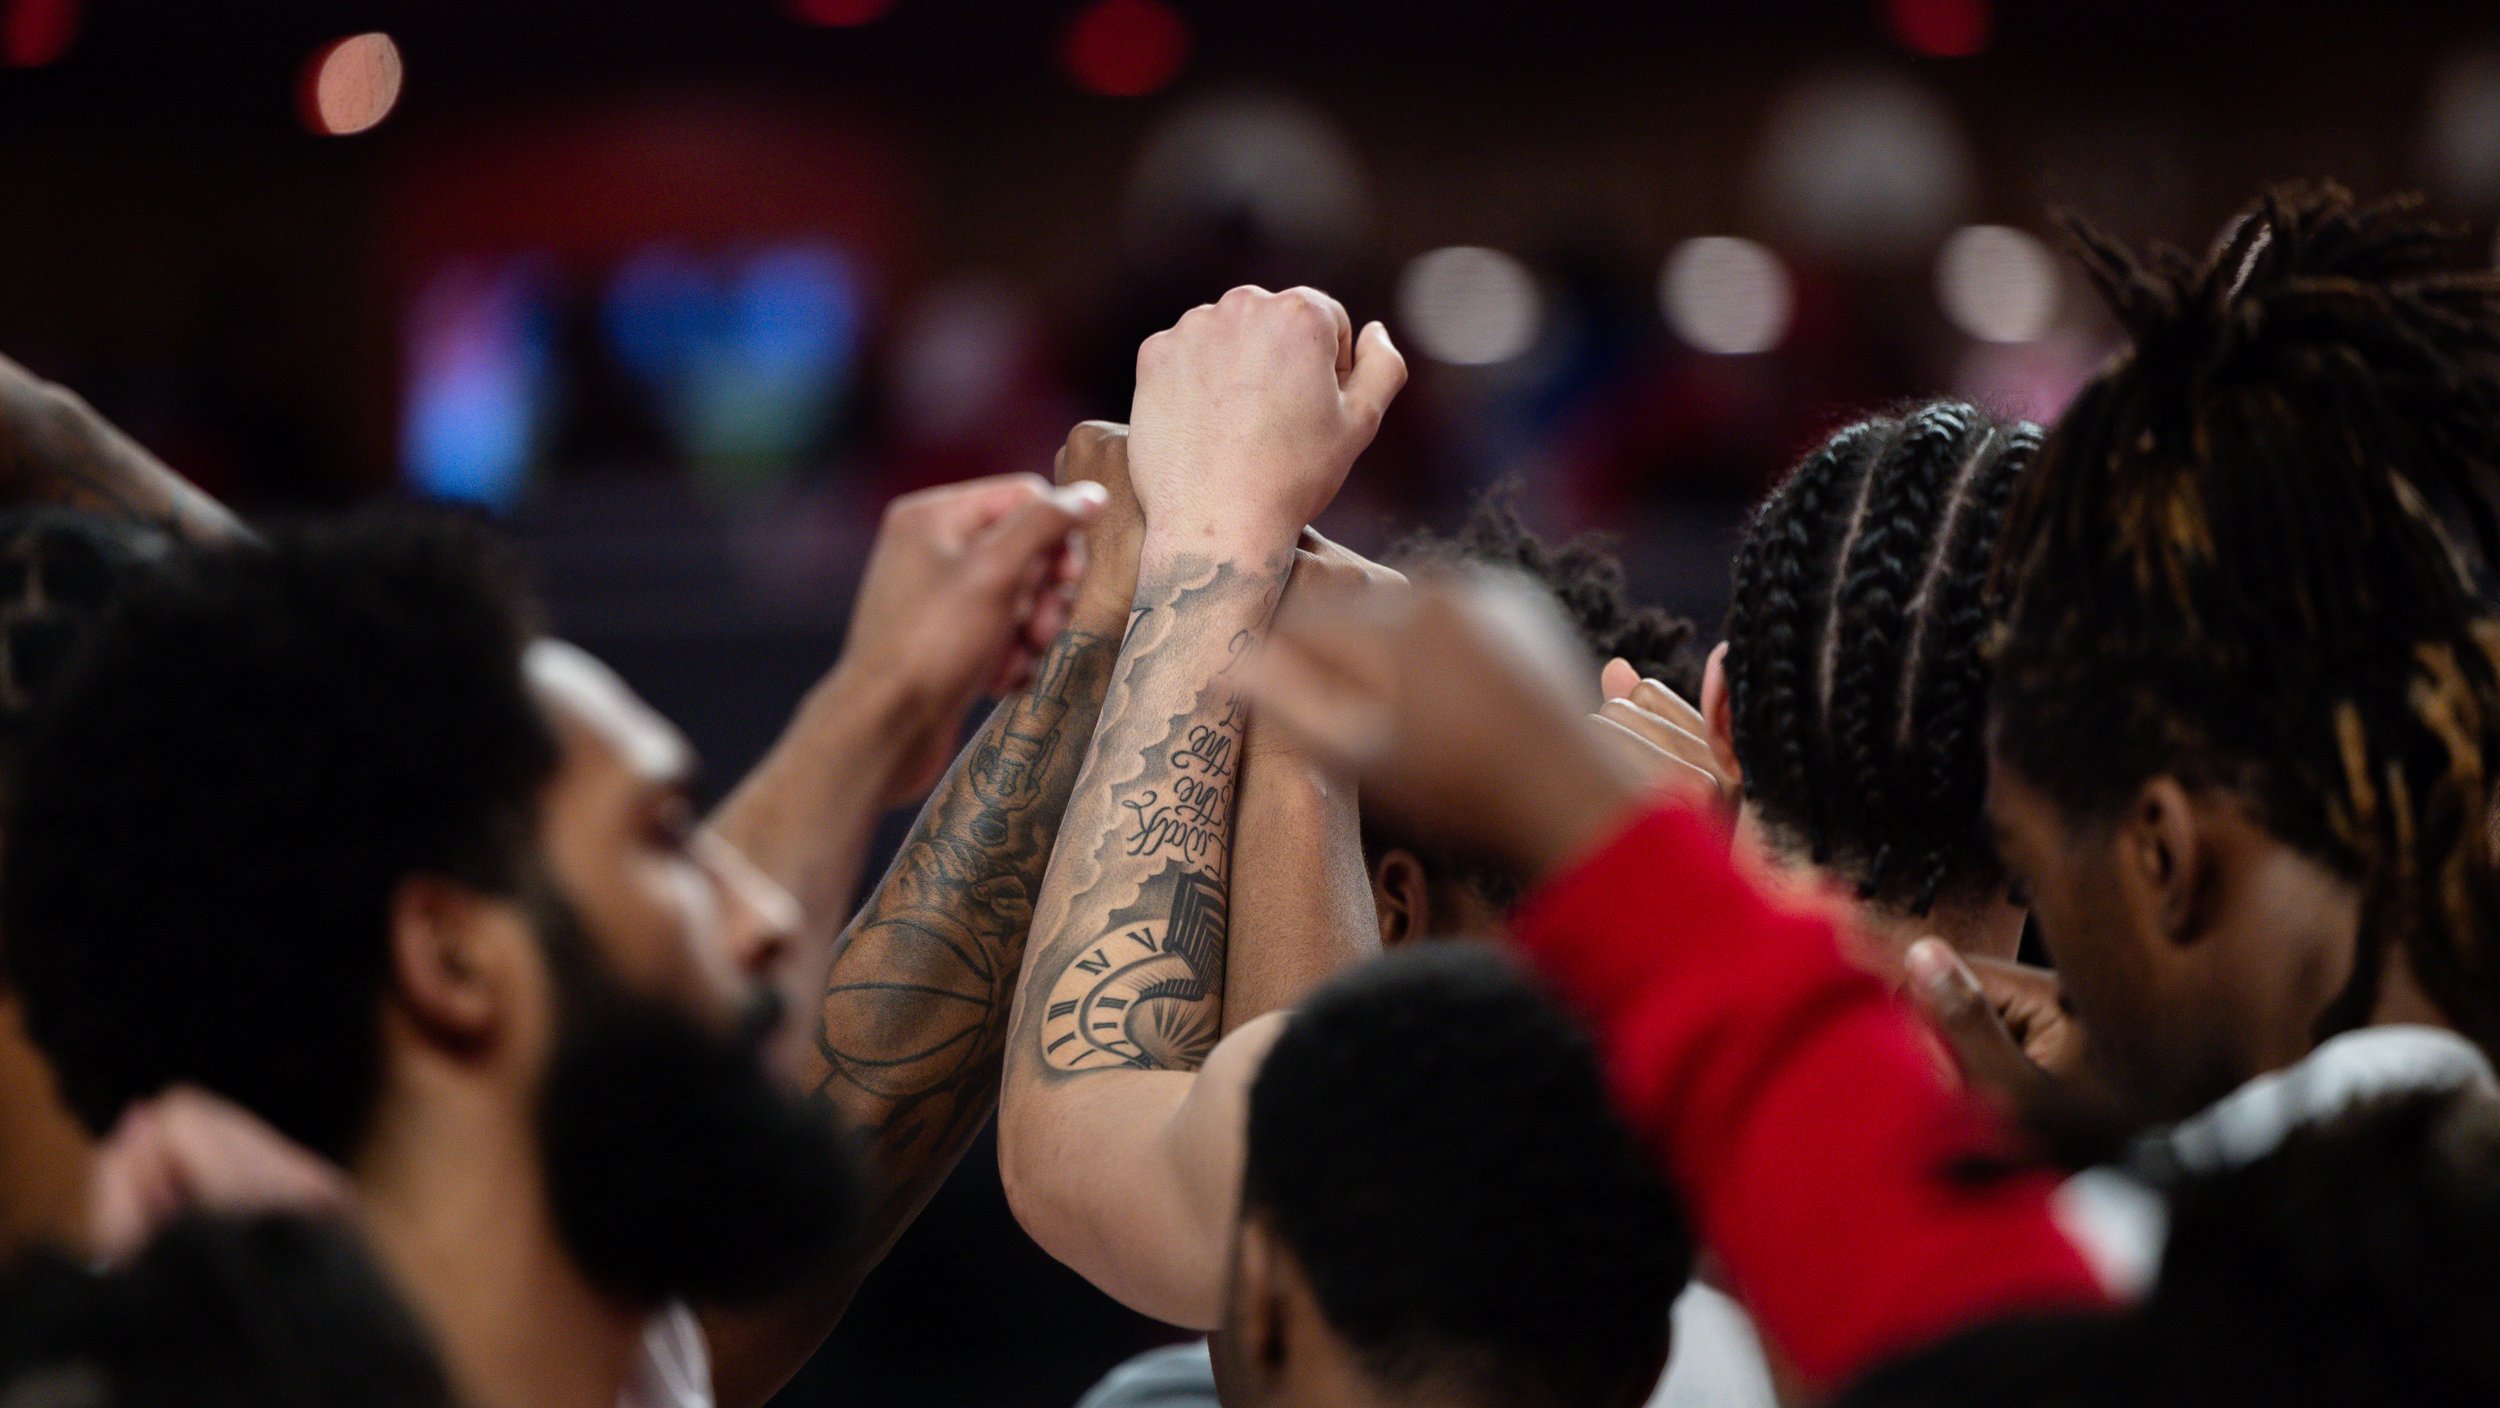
1, 1, 2493, 1401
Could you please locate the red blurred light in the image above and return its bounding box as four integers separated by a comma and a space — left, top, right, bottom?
1882, 0, 1990, 58
1061, 0, 1189, 98
787, 0, 894, 26
2, 0, 82, 67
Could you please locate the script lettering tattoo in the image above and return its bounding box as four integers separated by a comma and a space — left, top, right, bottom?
1017, 553, 1282, 1079
802, 626, 1116, 1233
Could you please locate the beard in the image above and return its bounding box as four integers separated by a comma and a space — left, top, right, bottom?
528, 882, 860, 1308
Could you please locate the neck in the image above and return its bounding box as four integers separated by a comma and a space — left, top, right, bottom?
1734, 809, 2024, 976
356, 1067, 648, 1408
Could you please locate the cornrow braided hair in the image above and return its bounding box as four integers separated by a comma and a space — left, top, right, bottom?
1989, 181, 2500, 1055
1724, 402, 2039, 916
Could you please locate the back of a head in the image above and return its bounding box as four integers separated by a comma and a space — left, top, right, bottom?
1721, 400, 2039, 917
0, 512, 560, 1161
0, 508, 174, 800
1388, 483, 1702, 698
1243, 946, 1689, 1408
0, 1214, 454, 1408
1988, 183, 2500, 1050
1840, 1087, 2500, 1406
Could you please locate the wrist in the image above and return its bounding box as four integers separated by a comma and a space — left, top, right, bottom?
1491, 734, 1652, 887
795, 661, 922, 790
1140, 518, 1298, 565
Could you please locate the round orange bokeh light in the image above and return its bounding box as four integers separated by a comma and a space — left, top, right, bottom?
300, 32, 403, 137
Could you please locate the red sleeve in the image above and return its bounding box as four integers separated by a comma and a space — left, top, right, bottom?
1511, 803, 2109, 1386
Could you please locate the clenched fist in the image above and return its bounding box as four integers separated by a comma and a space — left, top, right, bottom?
1126, 286, 1405, 553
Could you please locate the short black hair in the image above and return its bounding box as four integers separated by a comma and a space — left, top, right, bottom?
1990, 183, 2500, 1051
1243, 946, 1689, 1408
1840, 1087, 2500, 1405
1722, 401, 2038, 916
1, 512, 560, 1160
1374, 484, 1704, 909
0, 508, 174, 798
0, 1214, 454, 1408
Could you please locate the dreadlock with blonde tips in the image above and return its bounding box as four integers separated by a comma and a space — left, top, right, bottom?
1990, 181, 2500, 1055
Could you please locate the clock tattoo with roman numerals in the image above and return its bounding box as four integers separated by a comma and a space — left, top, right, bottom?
1039, 861, 1226, 1071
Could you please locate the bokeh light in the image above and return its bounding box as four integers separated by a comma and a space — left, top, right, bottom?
2428, 50, 2500, 205
1934, 224, 2058, 342
1883, 0, 1991, 59
301, 33, 403, 137
1753, 69, 1972, 264
1062, 0, 1189, 98
1123, 94, 1370, 254
1396, 246, 1544, 367
785, 0, 895, 25
1661, 237, 1794, 355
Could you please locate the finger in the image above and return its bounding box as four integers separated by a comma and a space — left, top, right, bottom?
156, 1087, 351, 1215
1056, 421, 1129, 488
1596, 698, 1719, 776
1905, 939, 2039, 1094
1628, 676, 1707, 734
1343, 322, 1409, 426
967, 483, 1107, 595
886, 472, 1055, 544
1600, 657, 1639, 702
1585, 714, 1719, 803
1964, 956, 2069, 1050
1286, 287, 1356, 377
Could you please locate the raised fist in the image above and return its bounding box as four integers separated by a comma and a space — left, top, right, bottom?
1125, 286, 1405, 553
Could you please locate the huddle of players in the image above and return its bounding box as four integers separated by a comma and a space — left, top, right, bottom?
0, 178, 2497, 1408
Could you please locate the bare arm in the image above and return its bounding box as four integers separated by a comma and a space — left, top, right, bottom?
0, 351, 244, 542
998, 545, 1285, 1325
1220, 533, 1397, 1030
998, 288, 1404, 1329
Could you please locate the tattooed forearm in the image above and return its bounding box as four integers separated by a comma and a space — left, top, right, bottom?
1015, 551, 1284, 1080
801, 625, 1118, 1232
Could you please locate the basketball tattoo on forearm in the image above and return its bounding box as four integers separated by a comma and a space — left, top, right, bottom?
805, 625, 1117, 1232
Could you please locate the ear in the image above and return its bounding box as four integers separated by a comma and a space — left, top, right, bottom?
1237, 1216, 1289, 1381
1699, 641, 1742, 789
1371, 850, 1430, 949
2125, 776, 2207, 946
388, 874, 521, 1052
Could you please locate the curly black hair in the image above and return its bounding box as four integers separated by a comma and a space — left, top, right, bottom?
1389, 481, 1703, 698
1723, 401, 2039, 916
1, 511, 559, 1160
1989, 182, 2500, 1055
0, 1215, 456, 1408
0, 507, 174, 798
1244, 946, 1689, 1408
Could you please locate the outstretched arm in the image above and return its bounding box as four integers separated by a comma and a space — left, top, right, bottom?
700, 459, 1111, 1408
999, 289, 1405, 1328
0, 351, 243, 542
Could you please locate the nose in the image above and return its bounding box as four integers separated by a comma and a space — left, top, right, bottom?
693, 828, 804, 980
